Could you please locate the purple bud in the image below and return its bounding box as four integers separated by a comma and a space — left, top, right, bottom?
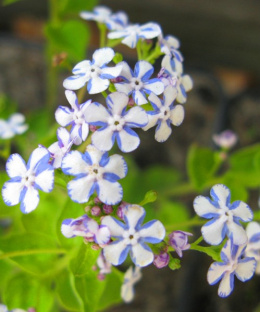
128, 97, 135, 107
91, 243, 100, 250
110, 77, 124, 83
117, 202, 128, 219
168, 231, 193, 258
94, 197, 102, 205
153, 252, 170, 268
91, 206, 101, 216
212, 130, 238, 149
97, 273, 106, 280
103, 204, 113, 214
89, 125, 98, 132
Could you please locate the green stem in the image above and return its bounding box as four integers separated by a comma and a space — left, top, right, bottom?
136, 41, 143, 60
77, 85, 87, 103
0, 140, 11, 160
144, 47, 163, 63
98, 23, 107, 48
0, 248, 66, 260
107, 38, 123, 48
165, 216, 204, 231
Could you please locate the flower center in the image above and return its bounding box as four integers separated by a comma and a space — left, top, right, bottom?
131, 78, 143, 90
160, 107, 171, 120
73, 110, 84, 125
89, 164, 103, 180
123, 228, 140, 246
22, 171, 35, 188
89, 65, 100, 78
108, 115, 125, 131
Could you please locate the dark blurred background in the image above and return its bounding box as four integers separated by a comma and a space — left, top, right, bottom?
1, 1, 260, 311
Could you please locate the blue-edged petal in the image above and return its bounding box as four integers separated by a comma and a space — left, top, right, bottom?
117, 61, 133, 81
210, 184, 231, 207
97, 180, 123, 205
103, 154, 127, 179
226, 221, 248, 245
143, 79, 164, 96
133, 90, 148, 105
139, 220, 165, 243
201, 216, 226, 245
72, 60, 91, 74
124, 205, 146, 230
35, 167, 54, 192
182, 75, 193, 92
88, 76, 109, 94
6, 153, 27, 178
170, 105, 185, 126
27, 147, 50, 170
102, 215, 126, 237
100, 65, 122, 79
193, 195, 220, 218
63, 74, 87, 90
130, 242, 154, 267
67, 175, 95, 203
116, 127, 140, 153
164, 85, 177, 107
246, 222, 260, 247
235, 258, 256, 281
65, 90, 78, 110
106, 92, 128, 115
84, 102, 110, 124
207, 262, 227, 285
2, 180, 23, 206
230, 200, 253, 222
91, 127, 115, 152
134, 61, 153, 80
95, 225, 111, 245
103, 239, 130, 265
139, 22, 161, 39
218, 272, 234, 297
155, 119, 172, 142
124, 106, 148, 128
20, 186, 39, 213
62, 150, 89, 176
55, 106, 74, 127
142, 112, 160, 131
92, 47, 115, 67
61, 219, 75, 238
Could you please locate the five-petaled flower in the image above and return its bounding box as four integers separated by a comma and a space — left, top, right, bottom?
160, 55, 193, 104
101, 204, 165, 267
159, 34, 183, 63
121, 266, 142, 303
245, 222, 260, 274
61, 215, 110, 246
2, 146, 54, 213
63, 48, 122, 94
61, 144, 127, 205
85, 92, 148, 152
114, 60, 164, 105
143, 86, 185, 142
0, 113, 28, 139
212, 130, 238, 150
80, 5, 128, 30
193, 184, 253, 246
108, 22, 161, 49
55, 90, 90, 145
207, 238, 256, 297
48, 127, 74, 168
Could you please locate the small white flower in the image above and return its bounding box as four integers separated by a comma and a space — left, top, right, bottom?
61, 145, 127, 205
85, 92, 148, 153
48, 127, 74, 168
63, 48, 122, 93
108, 22, 162, 49
55, 90, 90, 145
193, 184, 253, 246
213, 130, 238, 150
159, 34, 183, 62
143, 86, 185, 142
0, 304, 7, 312
102, 204, 165, 267
121, 266, 142, 303
2, 147, 54, 213
207, 238, 256, 297
114, 60, 164, 105
160, 55, 193, 104
0, 113, 28, 139
80, 6, 128, 30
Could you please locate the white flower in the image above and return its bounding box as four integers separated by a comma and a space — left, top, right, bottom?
143, 86, 185, 142
55, 90, 90, 145
0, 305, 7, 312
85, 92, 148, 152
61, 215, 110, 245
159, 34, 183, 62
193, 184, 253, 246
212, 130, 238, 149
108, 22, 162, 49
207, 238, 256, 297
160, 55, 193, 103
121, 266, 142, 303
80, 6, 128, 30
48, 127, 74, 168
102, 204, 165, 267
0, 113, 28, 139
61, 145, 127, 205
2, 147, 54, 213
114, 60, 164, 105
245, 222, 260, 274
63, 48, 122, 93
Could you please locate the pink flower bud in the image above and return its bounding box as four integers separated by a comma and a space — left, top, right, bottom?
117, 202, 128, 219
103, 204, 113, 214
212, 130, 238, 149
89, 125, 98, 132
168, 231, 193, 257
153, 252, 169, 268
94, 197, 102, 205
91, 205, 101, 216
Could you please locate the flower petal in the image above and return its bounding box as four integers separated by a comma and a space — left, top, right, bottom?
2, 180, 23, 206
116, 127, 140, 152
67, 175, 95, 203
102, 215, 126, 236
103, 239, 130, 265
170, 105, 185, 126
124, 205, 146, 230
55, 106, 74, 127
103, 154, 127, 179
92, 47, 115, 67
210, 184, 231, 208
207, 262, 227, 285
227, 221, 248, 245
95, 225, 111, 245
35, 168, 54, 192
139, 220, 165, 243
201, 216, 226, 245
235, 258, 256, 281
20, 186, 39, 213
143, 79, 164, 95
63, 74, 87, 90
133, 90, 148, 105
27, 147, 50, 170
218, 272, 234, 297
124, 106, 148, 128
155, 120, 172, 142
62, 150, 89, 176
97, 180, 123, 205
106, 92, 128, 115
230, 201, 253, 222
130, 242, 154, 267
134, 61, 153, 80
91, 127, 115, 152
88, 76, 109, 94
84, 102, 110, 125
6, 153, 27, 178
193, 195, 220, 218
117, 61, 133, 81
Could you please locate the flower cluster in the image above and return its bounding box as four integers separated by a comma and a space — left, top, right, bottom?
194, 184, 256, 297
0, 113, 28, 139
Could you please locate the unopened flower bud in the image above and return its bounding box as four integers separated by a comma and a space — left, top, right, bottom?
153, 252, 169, 268
103, 204, 113, 214
94, 197, 102, 205
117, 202, 128, 219
91, 243, 100, 250
128, 97, 135, 107
91, 205, 101, 216
212, 130, 238, 150
168, 231, 192, 257
89, 125, 98, 132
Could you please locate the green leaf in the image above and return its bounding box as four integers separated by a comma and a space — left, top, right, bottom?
3, 272, 54, 311
190, 243, 222, 261
222, 175, 248, 202
139, 190, 157, 206
58, 0, 98, 16
113, 52, 123, 64
187, 144, 220, 190
70, 243, 100, 277
44, 20, 90, 63
0, 232, 64, 276
97, 268, 123, 311
2, 0, 22, 5
56, 269, 83, 311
